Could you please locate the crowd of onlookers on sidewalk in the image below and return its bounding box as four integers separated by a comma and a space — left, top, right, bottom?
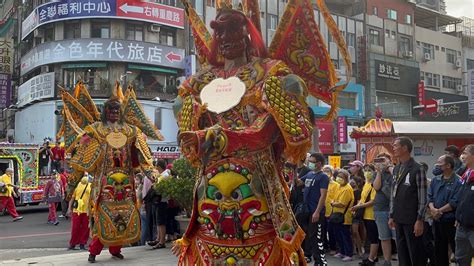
290, 138, 474, 266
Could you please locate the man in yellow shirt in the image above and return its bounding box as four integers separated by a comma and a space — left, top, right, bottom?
0, 168, 23, 221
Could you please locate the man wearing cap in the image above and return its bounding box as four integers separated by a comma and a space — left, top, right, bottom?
0, 168, 23, 221
389, 137, 428, 266
427, 154, 461, 266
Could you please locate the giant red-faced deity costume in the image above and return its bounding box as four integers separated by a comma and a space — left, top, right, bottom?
57, 82, 163, 262
173, 0, 351, 265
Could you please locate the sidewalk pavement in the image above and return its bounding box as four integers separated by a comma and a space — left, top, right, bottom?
0, 246, 394, 265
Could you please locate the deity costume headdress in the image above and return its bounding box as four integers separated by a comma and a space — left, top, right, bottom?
182, 0, 352, 119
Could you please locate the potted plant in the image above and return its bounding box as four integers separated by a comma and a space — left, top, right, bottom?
154, 158, 196, 221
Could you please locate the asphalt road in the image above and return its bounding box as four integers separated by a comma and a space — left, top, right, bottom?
0, 204, 74, 260
0, 205, 398, 265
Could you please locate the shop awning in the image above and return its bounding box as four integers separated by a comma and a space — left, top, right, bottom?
393, 122, 474, 136
128, 64, 178, 74
62, 63, 107, 69
351, 118, 393, 138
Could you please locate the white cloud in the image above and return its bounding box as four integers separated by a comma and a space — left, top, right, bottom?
446, 0, 474, 17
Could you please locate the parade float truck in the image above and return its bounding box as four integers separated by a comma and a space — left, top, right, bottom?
0, 143, 50, 206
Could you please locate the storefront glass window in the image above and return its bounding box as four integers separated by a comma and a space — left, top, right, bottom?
127, 70, 178, 98
63, 67, 110, 92
377, 93, 412, 118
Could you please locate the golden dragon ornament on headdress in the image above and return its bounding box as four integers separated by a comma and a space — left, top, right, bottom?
182, 0, 352, 119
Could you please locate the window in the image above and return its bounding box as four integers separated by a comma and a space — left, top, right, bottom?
338, 92, 357, 110
346, 33, 355, 47
421, 71, 440, 88
126, 24, 144, 41
399, 36, 411, 53
435, 45, 439, 51
441, 47, 445, 52
369, 29, 381, 46
377, 93, 412, 117
268, 14, 278, 30
156, 0, 177, 6
442, 76, 462, 90
433, 74, 440, 87
446, 49, 456, 64
64, 21, 81, 39
467, 59, 474, 70
91, 20, 110, 38
385, 29, 390, 38
422, 42, 434, 59
405, 14, 412, 24
207, 0, 215, 7
63, 67, 110, 91
372, 6, 378, 16
160, 28, 176, 46
391, 31, 396, 39
128, 70, 178, 95
386, 9, 397, 20
195, 0, 204, 15
44, 25, 54, 42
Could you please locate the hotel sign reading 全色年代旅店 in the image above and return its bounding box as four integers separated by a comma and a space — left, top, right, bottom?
20, 39, 185, 75
22, 0, 185, 40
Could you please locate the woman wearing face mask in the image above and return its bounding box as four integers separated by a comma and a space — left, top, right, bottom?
323, 165, 339, 255
352, 167, 378, 265
349, 160, 366, 258
330, 169, 355, 262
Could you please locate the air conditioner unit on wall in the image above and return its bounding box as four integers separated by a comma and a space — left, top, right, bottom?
455, 59, 462, 68
456, 85, 463, 92
403, 51, 413, 58
149, 24, 161, 33
423, 53, 431, 61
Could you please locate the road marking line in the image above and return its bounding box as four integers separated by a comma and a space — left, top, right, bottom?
0, 231, 69, 240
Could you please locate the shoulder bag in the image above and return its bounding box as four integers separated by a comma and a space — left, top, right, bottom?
329, 198, 353, 224
72, 183, 88, 209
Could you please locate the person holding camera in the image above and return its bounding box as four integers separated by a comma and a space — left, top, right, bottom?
373, 153, 395, 266
39, 142, 52, 176
67, 173, 91, 250
0, 168, 23, 222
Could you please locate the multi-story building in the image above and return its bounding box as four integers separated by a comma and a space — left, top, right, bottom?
416, 0, 446, 14
0, 0, 18, 142
14, 0, 186, 157
414, 7, 467, 121
331, 0, 420, 120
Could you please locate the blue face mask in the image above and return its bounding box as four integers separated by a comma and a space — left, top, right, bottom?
432, 166, 443, 176
308, 162, 316, 170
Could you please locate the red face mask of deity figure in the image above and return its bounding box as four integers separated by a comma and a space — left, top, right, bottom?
105, 101, 121, 123
211, 11, 248, 60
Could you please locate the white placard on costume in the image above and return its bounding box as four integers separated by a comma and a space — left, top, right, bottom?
200, 77, 245, 114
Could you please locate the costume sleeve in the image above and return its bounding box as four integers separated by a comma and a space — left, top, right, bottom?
69, 125, 103, 173
260, 63, 313, 164
133, 127, 154, 169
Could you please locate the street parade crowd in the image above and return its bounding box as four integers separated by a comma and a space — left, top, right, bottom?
1, 0, 474, 265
